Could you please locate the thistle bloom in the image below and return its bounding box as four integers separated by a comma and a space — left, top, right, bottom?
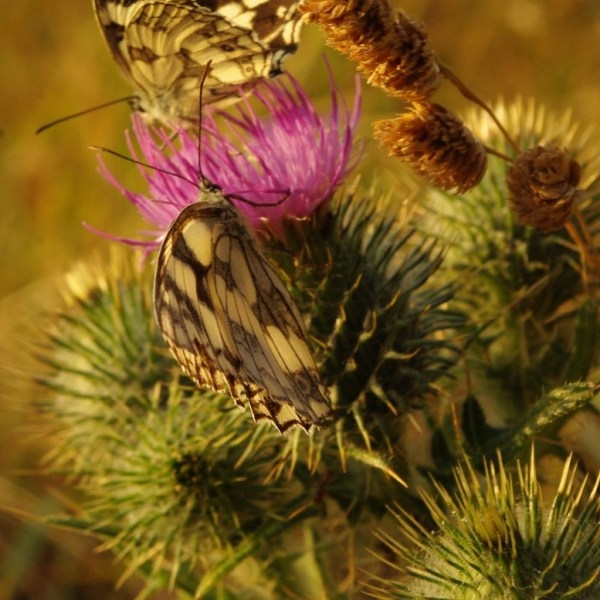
97, 70, 362, 252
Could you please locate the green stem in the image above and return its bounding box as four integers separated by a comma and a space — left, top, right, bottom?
195, 502, 319, 598
487, 382, 598, 460
439, 62, 521, 155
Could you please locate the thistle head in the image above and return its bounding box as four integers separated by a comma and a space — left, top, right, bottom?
95, 70, 362, 251
372, 451, 600, 599
507, 144, 582, 232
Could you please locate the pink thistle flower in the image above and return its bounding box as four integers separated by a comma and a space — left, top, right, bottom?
95, 70, 362, 254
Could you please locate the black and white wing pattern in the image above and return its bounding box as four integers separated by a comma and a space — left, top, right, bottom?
93, 0, 303, 124
154, 189, 333, 433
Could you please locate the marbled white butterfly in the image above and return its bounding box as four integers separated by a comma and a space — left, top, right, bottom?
154, 181, 334, 433
93, 0, 303, 124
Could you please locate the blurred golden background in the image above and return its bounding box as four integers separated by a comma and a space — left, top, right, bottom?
1, 0, 599, 597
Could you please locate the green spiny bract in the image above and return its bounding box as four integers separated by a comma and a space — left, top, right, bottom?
371, 452, 600, 600
272, 186, 462, 452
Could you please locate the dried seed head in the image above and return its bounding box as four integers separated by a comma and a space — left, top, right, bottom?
507, 145, 582, 232
301, 0, 440, 102
373, 102, 487, 193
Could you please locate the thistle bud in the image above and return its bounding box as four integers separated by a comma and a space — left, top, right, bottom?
375, 451, 600, 599
507, 145, 581, 232
301, 0, 440, 101
373, 102, 487, 192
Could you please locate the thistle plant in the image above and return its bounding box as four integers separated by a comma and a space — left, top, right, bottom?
33, 2, 600, 599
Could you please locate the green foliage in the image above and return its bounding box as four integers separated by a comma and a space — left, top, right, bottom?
38, 188, 458, 597
23, 70, 600, 599
418, 101, 600, 472
37, 97, 600, 596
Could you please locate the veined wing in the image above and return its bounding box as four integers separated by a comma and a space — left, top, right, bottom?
93, 0, 302, 124
154, 196, 333, 433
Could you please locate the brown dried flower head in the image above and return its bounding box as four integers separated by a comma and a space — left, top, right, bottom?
507, 145, 582, 232
301, 0, 440, 102
373, 102, 487, 193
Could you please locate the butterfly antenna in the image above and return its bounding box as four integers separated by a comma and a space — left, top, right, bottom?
193, 61, 284, 208
197, 61, 216, 191
91, 145, 197, 188
36, 96, 139, 134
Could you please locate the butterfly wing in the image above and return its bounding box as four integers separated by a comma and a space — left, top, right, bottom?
154, 199, 333, 433
93, 0, 302, 123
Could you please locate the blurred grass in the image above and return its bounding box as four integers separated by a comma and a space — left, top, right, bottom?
1, 0, 599, 597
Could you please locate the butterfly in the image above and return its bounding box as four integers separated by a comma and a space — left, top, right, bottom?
153, 182, 334, 433
93, 0, 303, 125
